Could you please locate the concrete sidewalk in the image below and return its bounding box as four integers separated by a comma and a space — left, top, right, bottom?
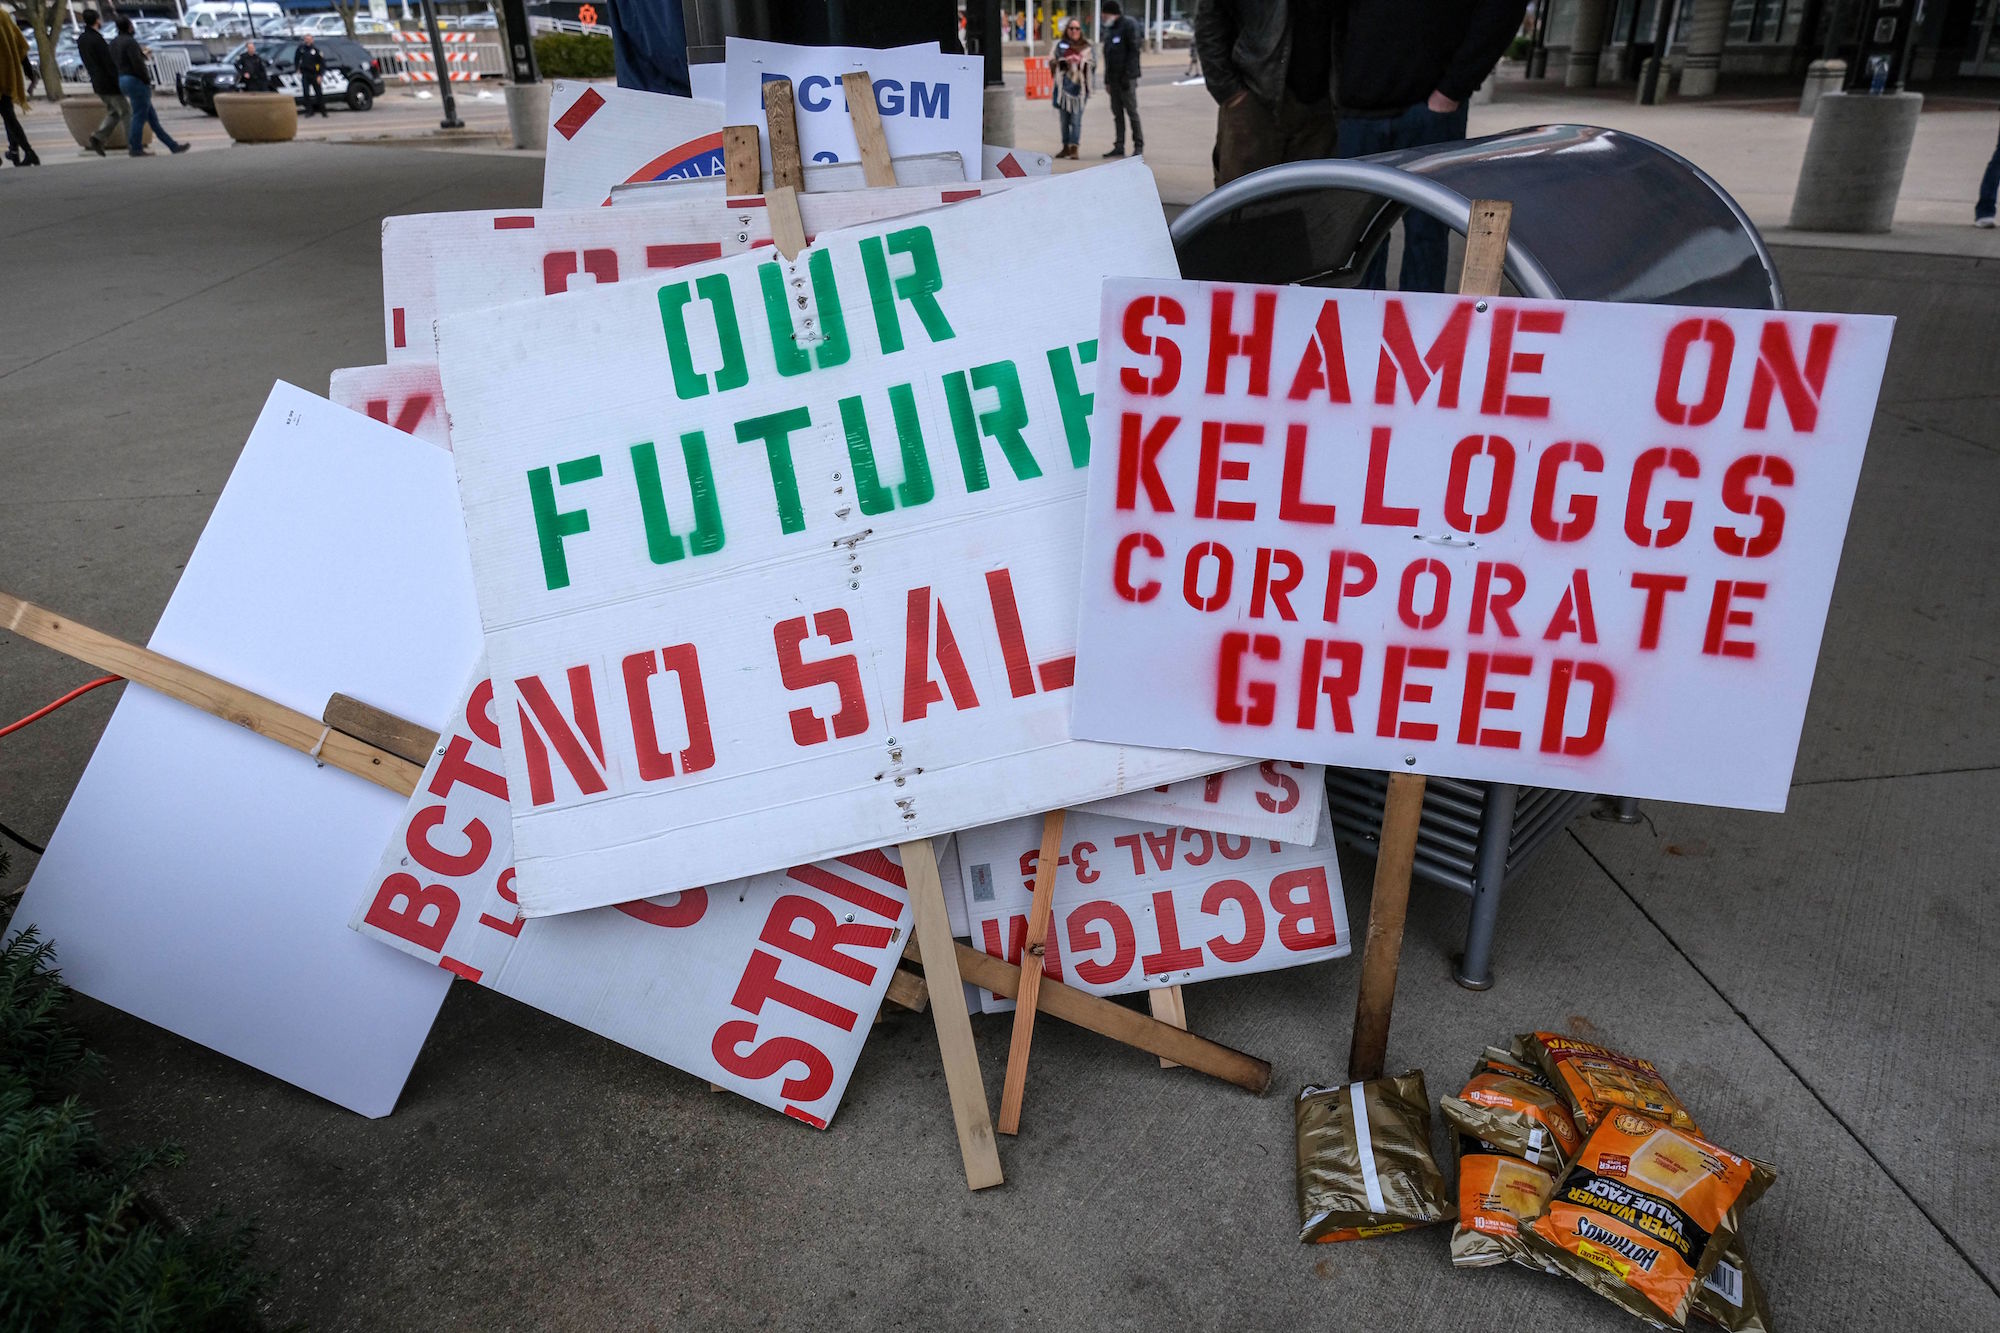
1, 144, 1996, 1331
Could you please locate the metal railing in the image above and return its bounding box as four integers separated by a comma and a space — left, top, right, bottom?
149, 47, 195, 90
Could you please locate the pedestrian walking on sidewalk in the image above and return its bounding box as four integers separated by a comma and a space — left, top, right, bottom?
0, 11, 38, 167
76, 9, 128, 157
1977, 113, 1999, 228
295, 34, 329, 118
1195, 0, 1339, 187
112, 16, 187, 157
1052, 18, 1092, 160
1101, 0, 1143, 157
1334, 0, 1527, 291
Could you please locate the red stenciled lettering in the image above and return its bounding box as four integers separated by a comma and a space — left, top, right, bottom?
1115, 412, 1179, 512
1479, 307, 1563, 417
1398, 558, 1451, 631
543, 247, 619, 295
1278, 422, 1337, 524
1216, 834, 1251, 860
1443, 433, 1516, 535
1542, 570, 1599, 644
623, 643, 715, 781
1141, 889, 1205, 974
1195, 420, 1263, 521
774, 611, 869, 746
1286, 299, 1353, 403
1631, 572, 1689, 650
428, 734, 508, 802
1458, 652, 1532, 749
1530, 441, 1603, 542
901, 586, 980, 722
1297, 640, 1362, 733
1745, 320, 1836, 432
1201, 878, 1266, 962
1216, 631, 1281, 726
798, 859, 905, 923
465, 678, 501, 747
363, 872, 458, 953
479, 867, 525, 937
1256, 761, 1302, 814
1270, 867, 1339, 949
1714, 455, 1794, 558
1183, 541, 1234, 611
614, 889, 709, 928
1119, 295, 1185, 395
1066, 901, 1137, 985
1377, 645, 1450, 742
758, 894, 891, 985
985, 568, 1074, 698
1250, 547, 1303, 621
1113, 531, 1164, 603
1541, 659, 1615, 756
1655, 318, 1734, 426
1362, 425, 1420, 527
1469, 561, 1524, 637
1322, 551, 1377, 623
406, 804, 493, 879
1703, 580, 1765, 658
710, 1021, 834, 1102
731, 948, 861, 1032
1375, 299, 1473, 407
1624, 447, 1699, 548
1142, 829, 1177, 872
516, 666, 607, 806
1205, 287, 1277, 396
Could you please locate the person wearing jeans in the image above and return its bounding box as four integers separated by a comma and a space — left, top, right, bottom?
1051, 19, 1092, 160
111, 16, 186, 157
1100, 0, 1143, 157
1196, 0, 1339, 188
1334, 0, 1527, 291
76, 10, 129, 156
1977, 115, 1999, 228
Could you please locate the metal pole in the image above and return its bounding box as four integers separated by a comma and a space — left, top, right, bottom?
1453, 782, 1518, 991
419, 0, 461, 127
499, 0, 537, 83
1637, 0, 1675, 103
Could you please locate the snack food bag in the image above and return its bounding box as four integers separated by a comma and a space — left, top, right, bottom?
1451, 1136, 1558, 1269
1525, 1111, 1775, 1329
1694, 1239, 1774, 1332
1522, 1032, 1701, 1135
1295, 1071, 1453, 1243
1441, 1047, 1582, 1171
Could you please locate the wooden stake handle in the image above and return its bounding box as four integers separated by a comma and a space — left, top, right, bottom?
901, 837, 1005, 1190
996, 809, 1064, 1135
0, 591, 421, 798
722, 124, 761, 196
841, 70, 899, 188
1147, 985, 1188, 1069
1343, 198, 1512, 1085
761, 77, 805, 192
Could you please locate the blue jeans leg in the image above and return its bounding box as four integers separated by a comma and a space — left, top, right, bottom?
1337, 101, 1470, 291
120, 75, 181, 154
1058, 103, 1080, 146
1978, 122, 2000, 221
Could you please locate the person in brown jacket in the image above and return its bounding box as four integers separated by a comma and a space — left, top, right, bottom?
0, 9, 39, 166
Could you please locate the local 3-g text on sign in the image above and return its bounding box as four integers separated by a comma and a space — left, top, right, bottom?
1070, 280, 1893, 812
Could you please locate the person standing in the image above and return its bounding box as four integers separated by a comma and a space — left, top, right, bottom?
1977, 113, 1999, 228
295, 33, 328, 118
112, 15, 187, 156
236, 41, 273, 93
76, 9, 128, 158
0, 10, 37, 166
1334, 0, 1527, 291
1194, 0, 1339, 188
1051, 17, 1092, 160
1100, 0, 1143, 157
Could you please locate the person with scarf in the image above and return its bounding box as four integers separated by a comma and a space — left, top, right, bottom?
0, 9, 37, 167
1051, 18, 1092, 160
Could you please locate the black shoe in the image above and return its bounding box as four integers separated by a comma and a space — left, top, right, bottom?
1134, 144, 1144, 155
22, 149, 38, 166
87, 138, 106, 157
4, 148, 17, 166
1102, 146, 1126, 158
169, 142, 189, 154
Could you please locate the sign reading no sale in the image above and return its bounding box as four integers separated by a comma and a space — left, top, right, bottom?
1070, 280, 1893, 811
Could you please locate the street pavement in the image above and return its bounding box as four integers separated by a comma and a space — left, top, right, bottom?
1, 77, 1997, 1332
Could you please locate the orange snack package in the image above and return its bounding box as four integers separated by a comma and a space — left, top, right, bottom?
1441, 1047, 1583, 1172
1450, 1137, 1558, 1269
1521, 1031, 1701, 1135
1525, 1112, 1775, 1329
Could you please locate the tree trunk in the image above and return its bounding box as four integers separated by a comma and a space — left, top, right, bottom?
26, 0, 73, 103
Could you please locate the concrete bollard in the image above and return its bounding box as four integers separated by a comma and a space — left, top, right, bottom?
983, 84, 1015, 149
505, 82, 550, 151
1799, 59, 1846, 117
1788, 91, 1923, 233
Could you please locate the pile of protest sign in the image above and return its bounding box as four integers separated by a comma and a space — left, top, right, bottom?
4, 36, 1891, 1262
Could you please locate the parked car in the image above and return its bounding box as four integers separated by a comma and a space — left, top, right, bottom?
60, 33, 207, 86
295, 13, 396, 36
453, 11, 500, 28
176, 36, 385, 113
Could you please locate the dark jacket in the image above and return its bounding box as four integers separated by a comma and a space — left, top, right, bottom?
110, 34, 148, 83
294, 43, 327, 79
1194, 0, 1335, 108
1101, 13, 1142, 84
77, 25, 119, 95
1336, 0, 1528, 112
235, 50, 272, 91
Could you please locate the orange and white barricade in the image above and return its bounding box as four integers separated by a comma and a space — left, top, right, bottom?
392, 30, 478, 83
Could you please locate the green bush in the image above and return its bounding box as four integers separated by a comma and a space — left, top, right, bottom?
1506, 35, 1532, 62
534, 33, 614, 80
0, 928, 273, 1331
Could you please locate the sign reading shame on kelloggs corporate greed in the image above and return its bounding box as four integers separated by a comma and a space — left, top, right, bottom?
1069, 280, 1894, 812
434, 163, 1231, 919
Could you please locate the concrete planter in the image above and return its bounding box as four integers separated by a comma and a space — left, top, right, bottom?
60, 95, 150, 151
215, 91, 298, 144
1789, 91, 1923, 233
504, 81, 549, 150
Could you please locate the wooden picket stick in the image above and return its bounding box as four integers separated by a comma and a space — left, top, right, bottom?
761, 77, 806, 191
1147, 986, 1188, 1069
841, 70, 899, 188
722, 124, 762, 195
1346, 199, 1512, 1084
0, 592, 419, 796
995, 809, 1065, 1135
901, 837, 1006, 1189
